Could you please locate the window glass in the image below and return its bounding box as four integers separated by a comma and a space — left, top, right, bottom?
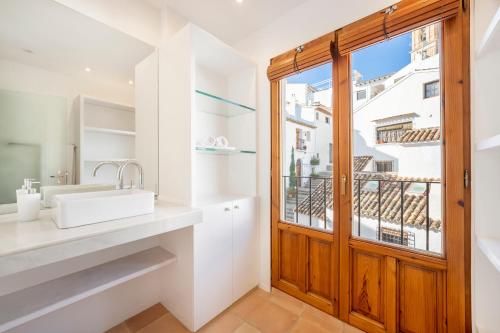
280, 63, 333, 231
424, 80, 440, 98
351, 23, 443, 254
375, 161, 394, 172
356, 90, 366, 100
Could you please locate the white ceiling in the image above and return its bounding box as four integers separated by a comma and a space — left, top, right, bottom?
146, 0, 309, 44
0, 0, 155, 85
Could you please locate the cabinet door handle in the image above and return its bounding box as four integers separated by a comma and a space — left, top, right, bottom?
224, 207, 231, 212
234, 205, 239, 209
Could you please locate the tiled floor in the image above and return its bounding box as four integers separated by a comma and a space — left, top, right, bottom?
106, 288, 365, 333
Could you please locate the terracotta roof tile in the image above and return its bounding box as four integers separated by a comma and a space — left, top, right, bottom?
296, 172, 441, 231
353, 156, 372, 172
399, 127, 440, 143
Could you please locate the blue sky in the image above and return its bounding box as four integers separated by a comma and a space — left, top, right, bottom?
287, 32, 412, 85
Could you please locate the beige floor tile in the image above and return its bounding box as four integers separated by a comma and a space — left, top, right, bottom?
105, 322, 131, 333
198, 312, 244, 333
245, 301, 299, 333
290, 317, 342, 333
250, 287, 271, 298
125, 303, 168, 332
301, 304, 344, 332
343, 324, 366, 333
233, 323, 262, 333
269, 288, 305, 315
137, 313, 189, 333
229, 290, 269, 319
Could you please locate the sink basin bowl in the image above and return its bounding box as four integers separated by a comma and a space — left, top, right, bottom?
41, 184, 116, 208
52, 189, 155, 229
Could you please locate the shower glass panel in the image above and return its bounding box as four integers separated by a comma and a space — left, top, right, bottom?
0, 90, 67, 205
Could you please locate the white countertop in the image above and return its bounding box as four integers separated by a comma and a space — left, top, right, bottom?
0, 201, 202, 277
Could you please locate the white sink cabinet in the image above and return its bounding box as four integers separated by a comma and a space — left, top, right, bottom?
194, 196, 259, 330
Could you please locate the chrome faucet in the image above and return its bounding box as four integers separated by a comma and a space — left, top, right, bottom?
92, 161, 121, 188
118, 160, 144, 189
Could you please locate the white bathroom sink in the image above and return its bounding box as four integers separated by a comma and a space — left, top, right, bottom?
52, 189, 155, 229
41, 184, 116, 208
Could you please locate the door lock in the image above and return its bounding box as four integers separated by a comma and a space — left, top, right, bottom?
341, 174, 347, 195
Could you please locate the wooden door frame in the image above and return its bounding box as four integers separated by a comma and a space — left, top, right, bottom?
270, 66, 340, 315
269, 1, 470, 331
334, 6, 471, 333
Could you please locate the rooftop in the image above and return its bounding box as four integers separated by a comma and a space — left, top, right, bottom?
399, 127, 441, 143
296, 171, 441, 231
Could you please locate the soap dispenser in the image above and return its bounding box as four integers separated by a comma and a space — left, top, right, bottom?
16, 178, 41, 222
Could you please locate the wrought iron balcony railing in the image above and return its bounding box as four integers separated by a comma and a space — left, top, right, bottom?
282, 175, 440, 251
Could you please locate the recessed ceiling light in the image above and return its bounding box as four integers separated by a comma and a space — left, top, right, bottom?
236, 0, 243, 3
85, 67, 91, 72
128, 80, 134, 85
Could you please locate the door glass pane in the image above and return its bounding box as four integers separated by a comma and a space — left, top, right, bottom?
351, 23, 443, 254
280, 63, 333, 232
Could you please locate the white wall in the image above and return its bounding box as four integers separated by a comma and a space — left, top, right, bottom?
52, 0, 188, 47
0, 59, 133, 109
233, 0, 395, 291
52, 0, 161, 46
160, 4, 188, 43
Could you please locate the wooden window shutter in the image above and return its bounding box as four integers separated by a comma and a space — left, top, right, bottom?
336, 0, 460, 56
267, 32, 335, 81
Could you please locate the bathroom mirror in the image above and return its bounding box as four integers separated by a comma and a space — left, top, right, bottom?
0, 0, 156, 214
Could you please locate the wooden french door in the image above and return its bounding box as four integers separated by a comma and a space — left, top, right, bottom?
270, 33, 339, 315
334, 3, 470, 333
270, 1, 470, 332
269, 33, 339, 315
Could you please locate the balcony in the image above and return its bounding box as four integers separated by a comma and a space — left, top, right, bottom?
282, 175, 441, 253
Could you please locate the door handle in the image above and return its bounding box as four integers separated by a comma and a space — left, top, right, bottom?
224, 207, 231, 212
341, 174, 347, 196
234, 205, 239, 209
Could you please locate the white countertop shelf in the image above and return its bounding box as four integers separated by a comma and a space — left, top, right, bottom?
477, 236, 500, 273
82, 95, 134, 112
84, 158, 136, 163
0, 201, 202, 277
85, 126, 136, 136
194, 146, 256, 155
476, 134, 500, 151
0, 247, 175, 333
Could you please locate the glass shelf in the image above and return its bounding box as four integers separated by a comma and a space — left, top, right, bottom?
194, 146, 256, 155
195, 90, 256, 117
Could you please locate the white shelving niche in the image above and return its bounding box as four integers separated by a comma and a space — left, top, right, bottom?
75, 95, 137, 186
473, 1, 500, 332
158, 24, 259, 331
159, 23, 257, 205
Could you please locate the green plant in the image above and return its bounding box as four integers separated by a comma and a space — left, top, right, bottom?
289, 147, 296, 189
310, 155, 320, 166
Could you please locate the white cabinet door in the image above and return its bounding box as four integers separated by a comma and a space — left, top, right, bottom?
194, 202, 233, 329
232, 197, 259, 301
